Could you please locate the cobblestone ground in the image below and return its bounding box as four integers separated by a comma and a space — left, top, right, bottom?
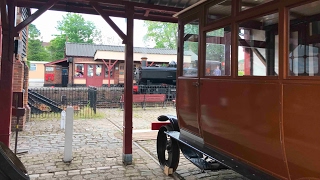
9, 107, 246, 180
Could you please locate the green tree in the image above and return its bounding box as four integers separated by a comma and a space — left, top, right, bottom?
143, 20, 225, 62
27, 24, 51, 62
143, 21, 178, 49
48, 13, 102, 60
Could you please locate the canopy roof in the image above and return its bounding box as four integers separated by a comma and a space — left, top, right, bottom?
15, 0, 201, 23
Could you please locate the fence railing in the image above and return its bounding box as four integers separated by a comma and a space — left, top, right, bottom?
28, 85, 176, 118
28, 87, 97, 119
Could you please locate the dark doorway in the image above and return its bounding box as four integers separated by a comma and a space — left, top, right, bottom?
62, 68, 68, 87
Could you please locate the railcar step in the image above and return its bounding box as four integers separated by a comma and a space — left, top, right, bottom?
187, 157, 221, 170
165, 131, 275, 180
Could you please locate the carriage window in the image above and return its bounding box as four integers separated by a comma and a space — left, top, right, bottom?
105, 67, 113, 78
205, 26, 231, 76
183, 19, 199, 77
206, 1, 231, 24
241, 0, 274, 11
74, 64, 84, 77
96, 65, 102, 76
238, 13, 279, 76
87, 65, 94, 77
289, 1, 320, 76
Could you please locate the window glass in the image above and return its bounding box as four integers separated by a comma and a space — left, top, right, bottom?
75, 64, 84, 77
183, 19, 199, 77
289, 1, 320, 76
30, 64, 36, 71
87, 65, 94, 77
205, 26, 231, 76
241, 0, 273, 11
45, 67, 54, 72
207, 0, 231, 24
238, 13, 279, 76
96, 65, 102, 76
105, 67, 113, 78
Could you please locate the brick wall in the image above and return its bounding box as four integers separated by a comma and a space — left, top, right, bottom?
11, 60, 26, 131
13, 60, 24, 92
24, 63, 30, 123
44, 65, 62, 86
11, 7, 31, 131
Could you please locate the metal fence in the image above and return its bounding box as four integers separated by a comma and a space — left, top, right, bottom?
28, 87, 97, 119
28, 85, 176, 118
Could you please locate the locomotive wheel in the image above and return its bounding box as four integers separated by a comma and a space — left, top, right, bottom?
157, 125, 180, 172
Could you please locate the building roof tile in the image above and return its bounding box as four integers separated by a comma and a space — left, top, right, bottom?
65, 42, 181, 57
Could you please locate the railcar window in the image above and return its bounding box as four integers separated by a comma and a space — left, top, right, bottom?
183, 19, 199, 77
96, 65, 102, 76
105, 67, 113, 78
289, 1, 320, 76
238, 13, 279, 76
241, 0, 274, 11
206, 0, 231, 24
205, 26, 231, 76
87, 65, 94, 77
74, 64, 84, 77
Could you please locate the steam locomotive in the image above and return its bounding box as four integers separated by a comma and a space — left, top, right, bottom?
133, 62, 178, 100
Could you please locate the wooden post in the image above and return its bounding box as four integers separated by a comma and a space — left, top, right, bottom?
0, 0, 15, 146
123, 4, 134, 165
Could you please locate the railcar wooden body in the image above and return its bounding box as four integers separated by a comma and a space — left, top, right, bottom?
155, 0, 320, 179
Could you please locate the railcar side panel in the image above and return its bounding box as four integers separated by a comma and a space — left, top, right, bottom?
176, 78, 201, 136
283, 84, 320, 179
199, 80, 288, 179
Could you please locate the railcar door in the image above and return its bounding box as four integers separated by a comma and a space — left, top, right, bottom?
176, 18, 202, 138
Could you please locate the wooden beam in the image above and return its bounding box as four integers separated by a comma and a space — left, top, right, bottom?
91, 2, 127, 43
251, 48, 267, 67
14, 0, 59, 34
16, 0, 178, 23
239, 39, 266, 49
0, 0, 8, 31
123, 4, 134, 165
102, 59, 109, 69
144, 9, 150, 17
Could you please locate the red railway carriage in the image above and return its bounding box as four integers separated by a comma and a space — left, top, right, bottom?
154, 0, 320, 179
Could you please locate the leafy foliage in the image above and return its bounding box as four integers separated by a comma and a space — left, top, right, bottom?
48, 13, 102, 60
143, 20, 226, 63
143, 21, 178, 49
27, 24, 51, 62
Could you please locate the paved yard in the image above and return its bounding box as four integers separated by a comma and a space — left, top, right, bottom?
8, 107, 246, 180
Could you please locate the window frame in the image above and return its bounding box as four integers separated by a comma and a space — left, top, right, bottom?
74, 63, 85, 78
30, 64, 37, 71
286, 0, 320, 80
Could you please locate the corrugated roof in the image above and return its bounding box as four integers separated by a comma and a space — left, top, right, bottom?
65, 42, 180, 57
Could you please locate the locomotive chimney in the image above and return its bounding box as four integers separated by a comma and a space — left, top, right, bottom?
141, 57, 148, 67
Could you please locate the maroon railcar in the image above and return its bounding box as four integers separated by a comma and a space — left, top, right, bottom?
154, 0, 320, 179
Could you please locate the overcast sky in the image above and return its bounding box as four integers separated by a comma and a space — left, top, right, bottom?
30, 9, 154, 47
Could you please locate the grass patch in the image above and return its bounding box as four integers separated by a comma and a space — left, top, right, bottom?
30, 107, 104, 120
74, 107, 104, 119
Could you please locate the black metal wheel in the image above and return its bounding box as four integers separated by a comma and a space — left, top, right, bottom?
157, 125, 180, 172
